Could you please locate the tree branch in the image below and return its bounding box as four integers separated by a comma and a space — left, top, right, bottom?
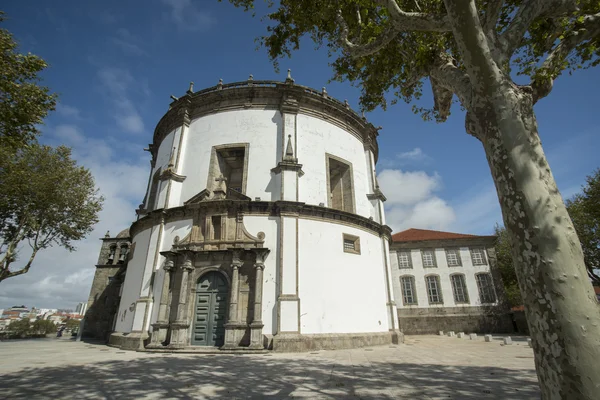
483, 0, 504, 33
532, 12, 600, 102
500, 0, 579, 57
4, 246, 39, 281
375, 0, 451, 32
336, 10, 401, 58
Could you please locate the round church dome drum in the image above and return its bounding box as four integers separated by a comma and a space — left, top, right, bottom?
109, 75, 400, 351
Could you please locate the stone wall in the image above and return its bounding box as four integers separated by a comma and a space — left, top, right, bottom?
83, 265, 125, 341
397, 306, 514, 335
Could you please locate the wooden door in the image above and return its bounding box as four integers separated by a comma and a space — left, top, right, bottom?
192, 271, 228, 346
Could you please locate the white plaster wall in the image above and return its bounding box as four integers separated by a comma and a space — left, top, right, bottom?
145, 129, 176, 210
243, 215, 279, 335
390, 246, 496, 309
296, 115, 372, 219
298, 219, 389, 334
148, 219, 193, 326
115, 227, 152, 333
178, 110, 282, 204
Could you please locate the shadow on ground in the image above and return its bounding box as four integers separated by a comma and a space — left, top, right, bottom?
0, 350, 539, 399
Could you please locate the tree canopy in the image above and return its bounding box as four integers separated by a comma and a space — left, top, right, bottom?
566, 168, 600, 285
0, 144, 104, 283
226, 0, 600, 121
0, 12, 56, 150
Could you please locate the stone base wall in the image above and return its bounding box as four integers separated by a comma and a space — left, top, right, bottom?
108, 332, 149, 351
271, 331, 404, 352
398, 306, 514, 335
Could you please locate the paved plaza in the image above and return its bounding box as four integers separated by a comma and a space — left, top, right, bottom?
0, 335, 539, 399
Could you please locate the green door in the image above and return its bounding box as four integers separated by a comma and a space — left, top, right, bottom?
192, 271, 228, 346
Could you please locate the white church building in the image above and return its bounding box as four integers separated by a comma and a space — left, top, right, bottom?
92, 74, 402, 351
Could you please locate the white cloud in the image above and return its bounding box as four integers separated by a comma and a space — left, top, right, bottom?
378, 168, 456, 232
98, 67, 146, 134
379, 147, 432, 168
55, 104, 81, 119
111, 28, 147, 57
161, 0, 215, 31
0, 125, 149, 310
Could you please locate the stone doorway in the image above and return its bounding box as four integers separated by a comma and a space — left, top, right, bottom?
192, 271, 228, 346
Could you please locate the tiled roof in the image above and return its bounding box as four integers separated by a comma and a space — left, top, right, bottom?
391, 228, 485, 242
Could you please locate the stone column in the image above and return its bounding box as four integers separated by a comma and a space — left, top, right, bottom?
149, 255, 175, 347
223, 250, 243, 349
249, 248, 270, 349
168, 252, 194, 348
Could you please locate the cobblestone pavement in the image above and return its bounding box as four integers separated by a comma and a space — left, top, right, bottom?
0, 335, 539, 399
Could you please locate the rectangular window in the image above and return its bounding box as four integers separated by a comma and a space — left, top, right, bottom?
421, 250, 437, 268
476, 273, 496, 303
451, 274, 469, 303
147, 168, 161, 211
426, 275, 443, 304
397, 251, 412, 269
445, 249, 462, 267
327, 155, 355, 213
342, 233, 360, 255
209, 144, 249, 197
211, 216, 222, 240
401, 276, 417, 305
470, 248, 487, 265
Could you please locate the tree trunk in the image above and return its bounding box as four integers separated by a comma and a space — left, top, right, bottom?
472, 84, 600, 399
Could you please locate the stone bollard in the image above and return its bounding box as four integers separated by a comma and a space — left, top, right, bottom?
503, 337, 512, 345
484, 334, 493, 342
527, 338, 532, 348
439, 331, 444, 336
447, 331, 455, 337
457, 332, 464, 338
469, 333, 477, 340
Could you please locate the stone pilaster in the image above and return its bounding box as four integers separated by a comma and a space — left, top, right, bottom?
149, 256, 175, 347
168, 252, 194, 348
249, 248, 269, 349
222, 250, 244, 349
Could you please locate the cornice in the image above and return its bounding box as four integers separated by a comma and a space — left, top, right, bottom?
128, 200, 392, 239
390, 236, 497, 250
152, 80, 380, 163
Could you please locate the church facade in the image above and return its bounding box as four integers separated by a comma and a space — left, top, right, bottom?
87, 75, 402, 351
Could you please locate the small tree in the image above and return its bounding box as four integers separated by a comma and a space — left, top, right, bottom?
0, 144, 104, 283
32, 319, 57, 335
226, 1, 600, 397
566, 168, 600, 285
65, 318, 80, 330
0, 12, 56, 150
8, 318, 31, 337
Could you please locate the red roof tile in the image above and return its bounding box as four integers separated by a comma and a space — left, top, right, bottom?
391, 228, 485, 242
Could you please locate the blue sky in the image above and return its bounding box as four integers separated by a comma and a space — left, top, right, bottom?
1, 0, 599, 309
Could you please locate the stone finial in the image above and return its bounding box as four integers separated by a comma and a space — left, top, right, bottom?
187, 81, 194, 94
322, 87, 328, 98
105, 231, 111, 238
248, 74, 254, 82
344, 99, 350, 109
283, 135, 298, 163
285, 69, 295, 84
217, 79, 223, 90
170, 95, 179, 101
361, 110, 367, 120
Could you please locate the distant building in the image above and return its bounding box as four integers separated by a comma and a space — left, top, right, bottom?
390, 228, 512, 335
1, 305, 30, 319
75, 302, 88, 316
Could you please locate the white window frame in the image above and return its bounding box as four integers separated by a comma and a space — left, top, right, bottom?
476, 273, 496, 304
445, 249, 462, 267
425, 275, 443, 304
421, 249, 437, 268
397, 251, 412, 269
400, 275, 417, 305
470, 248, 488, 266
450, 274, 469, 303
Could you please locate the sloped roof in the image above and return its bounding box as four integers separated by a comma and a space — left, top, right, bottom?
391, 228, 482, 242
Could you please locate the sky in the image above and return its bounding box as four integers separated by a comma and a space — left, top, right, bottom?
1, 0, 599, 310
